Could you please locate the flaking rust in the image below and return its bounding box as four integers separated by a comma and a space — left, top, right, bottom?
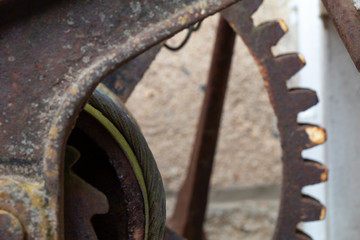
223, 0, 328, 239
0, 0, 242, 238
0, 209, 24, 240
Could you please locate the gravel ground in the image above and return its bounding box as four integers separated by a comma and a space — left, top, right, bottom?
165, 186, 280, 240
126, 1, 297, 238
205, 200, 279, 240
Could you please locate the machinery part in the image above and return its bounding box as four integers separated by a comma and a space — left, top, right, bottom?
222, 0, 328, 239
0, 0, 329, 238
322, 0, 360, 71
66, 90, 166, 239
0, 209, 24, 240
0, 0, 241, 237
64, 146, 109, 240
167, 16, 236, 240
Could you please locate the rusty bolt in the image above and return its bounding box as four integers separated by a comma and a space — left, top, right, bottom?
0, 210, 24, 240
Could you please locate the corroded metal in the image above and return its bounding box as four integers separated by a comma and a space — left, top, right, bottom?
0, 0, 241, 238
322, 0, 360, 71
0, 209, 24, 240
222, 0, 328, 239
167, 16, 236, 240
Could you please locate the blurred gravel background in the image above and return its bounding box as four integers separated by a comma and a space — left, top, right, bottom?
126, 1, 298, 239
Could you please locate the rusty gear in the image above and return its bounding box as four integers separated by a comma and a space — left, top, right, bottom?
222, 1, 328, 239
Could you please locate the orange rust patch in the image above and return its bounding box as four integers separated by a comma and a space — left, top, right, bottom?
305, 127, 326, 145
319, 207, 326, 220
277, 19, 288, 32
321, 168, 328, 182
49, 127, 58, 140
178, 15, 189, 25
297, 54, 306, 65
45, 148, 57, 159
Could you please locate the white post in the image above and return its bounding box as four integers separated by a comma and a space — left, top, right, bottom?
323, 20, 360, 240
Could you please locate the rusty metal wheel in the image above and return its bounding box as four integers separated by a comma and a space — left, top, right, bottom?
65, 90, 166, 240
221, 1, 328, 239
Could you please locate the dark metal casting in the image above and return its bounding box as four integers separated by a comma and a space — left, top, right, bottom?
0, 0, 240, 238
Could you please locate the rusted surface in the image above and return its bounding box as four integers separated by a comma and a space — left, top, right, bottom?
0, 209, 24, 240
0, 0, 240, 238
322, 0, 360, 71
167, 16, 236, 240
222, 1, 328, 239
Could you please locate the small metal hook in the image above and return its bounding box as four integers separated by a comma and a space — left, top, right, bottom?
164, 21, 202, 51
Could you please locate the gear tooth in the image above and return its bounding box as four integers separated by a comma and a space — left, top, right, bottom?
296, 229, 312, 240
240, 0, 264, 16
222, 0, 264, 35
272, 54, 306, 81
64, 146, 109, 239
289, 89, 318, 113
304, 125, 327, 147
300, 160, 328, 186
254, 20, 288, 49
294, 125, 326, 149
300, 195, 326, 221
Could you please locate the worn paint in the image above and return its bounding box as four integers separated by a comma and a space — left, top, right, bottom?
0, 209, 24, 240
306, 126, 326, 145
0, 178, 52, 239
320, 207, 326, 220
297, 54, 306, 65
278, 19, 288, 32
321, 170, 328, 182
